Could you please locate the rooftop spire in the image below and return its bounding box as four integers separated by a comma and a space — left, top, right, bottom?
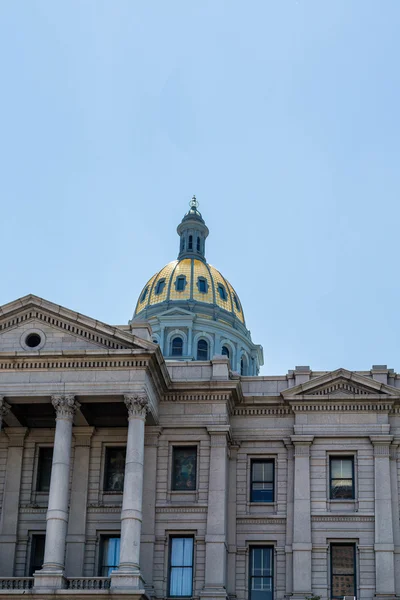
177, 195, 209, 262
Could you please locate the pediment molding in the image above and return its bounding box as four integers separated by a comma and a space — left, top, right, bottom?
0, 294, 154, 352
282, 368, 400, 400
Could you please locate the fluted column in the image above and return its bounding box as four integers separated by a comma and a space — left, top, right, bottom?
111, 393, 148, 590
34, 394, 80, 589
291, 435, 313, 600
0, 396, 10, 431
370, 436, 396, 600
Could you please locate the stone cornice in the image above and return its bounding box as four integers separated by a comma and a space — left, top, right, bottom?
311, 515, 375, 522
291, 401, 394, 412
236, 517, 286, 525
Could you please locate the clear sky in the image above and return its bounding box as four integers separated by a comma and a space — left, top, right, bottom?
1, 1, 399, 374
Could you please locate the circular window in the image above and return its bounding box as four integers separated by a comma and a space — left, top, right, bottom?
25, 333, 42, 348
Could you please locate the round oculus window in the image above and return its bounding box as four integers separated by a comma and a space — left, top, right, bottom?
25, 333, 42, 348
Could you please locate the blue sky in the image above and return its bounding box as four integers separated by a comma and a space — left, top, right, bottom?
1, 1, 399, 374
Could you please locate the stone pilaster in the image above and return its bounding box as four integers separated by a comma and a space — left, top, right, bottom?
291, 435, 313, 600
0, 396, 10, 431
390, 442, 400, 597
0, 427, 28, 575
284, 441, 294, 598
34, 394, 80, 590
201, 426, 230, 600
65, 427, 94, 576
370, 436, 396, 600
227, 443, 239, 598
110, 393, 148, 592
141, 426, 162, 595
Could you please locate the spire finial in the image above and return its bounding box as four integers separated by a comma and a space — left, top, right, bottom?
189, 194, 198, 212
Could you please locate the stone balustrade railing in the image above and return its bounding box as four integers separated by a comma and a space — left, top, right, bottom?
66, 578, 111, 590
0, 579, 34, 590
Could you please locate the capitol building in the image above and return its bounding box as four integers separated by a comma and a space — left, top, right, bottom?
0, 198, 399, 600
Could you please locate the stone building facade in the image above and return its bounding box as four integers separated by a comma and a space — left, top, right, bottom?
0, 202, 399, 600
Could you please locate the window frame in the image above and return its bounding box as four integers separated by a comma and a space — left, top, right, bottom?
28, 533, 46, 576
171, 446, 198, 492
217, 283, 227, 301
168, 535, 194, 598
248, 545, 274, 600
36, 446, 53, 493
155, 278, 166, 295
197, 277, 208, 294
188, 235, 193, 251
329, 456, 355, 500
103, 446, 126, 493
98, 534, 121, 576
250, 459, 275, 503
175, 276, 187, 292
330, 543, 357, 600
140, 286, 149, 303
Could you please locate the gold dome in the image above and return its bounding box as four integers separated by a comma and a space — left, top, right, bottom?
134, 258, 245, 324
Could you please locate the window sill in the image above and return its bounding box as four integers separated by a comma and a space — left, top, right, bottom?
249, 502, 276, 506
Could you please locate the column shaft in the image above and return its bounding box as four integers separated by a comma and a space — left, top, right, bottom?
111, 393, 148, 590
284, 442, 294, 596
291, 436, 313, 599
371, 436, 396, 599
390, 443, 400, 596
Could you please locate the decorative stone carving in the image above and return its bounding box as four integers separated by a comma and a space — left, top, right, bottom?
124, 393, 149, 419
51, 394, 80, 419
0, 396, 11, 423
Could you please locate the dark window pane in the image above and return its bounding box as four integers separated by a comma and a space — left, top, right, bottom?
188, 235, 193, 250
331, 544, 356, 599
104, 448, 126, 491
197, 339, 208, 360
221, 345, 230, 358
176, 277, 185, 291
155, 279, 166, 295
171, 337, 183, 357
330, 458, 354, 499
169, 538, 193, 596
140, 286, 149, 303
250, 547, 273, 600
198, 278, 207, 293
29, 535, 45, 575
37, 447, 53, 492
100, 537, 120, 576
233, 294, 241, 311
196, 237, 201, 252
251, 461, 274, 503
172, 447, 197, 491
218, 284, 227, 300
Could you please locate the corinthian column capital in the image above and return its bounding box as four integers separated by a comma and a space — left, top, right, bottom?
124, 393, 149, 419
0, 396, 11, 420
51, 394, 80, 420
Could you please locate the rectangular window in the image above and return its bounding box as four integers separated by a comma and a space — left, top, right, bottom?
198, 278, 207, 293
330, 457, 354, 499
104, 447, 126, 492
169, 537, 194, 597
251, 460, 274, 502
331, 544, 356, 599
29, 534, 45, 576
99, 536, 120, 576
176, 277, 185, 291
36, 447, 53, 492
172, 447, 197, 491
249, 546, 274, 600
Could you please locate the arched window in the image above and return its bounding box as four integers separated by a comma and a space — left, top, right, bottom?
233, 294, 241, 312
181, 237, 185, 252
196, 236, 201, 252
221, 345, 230, 359
171, 337, 183, 357
188, 235, 193, 250
197, 339, 209, 360
155, 279, 166, 295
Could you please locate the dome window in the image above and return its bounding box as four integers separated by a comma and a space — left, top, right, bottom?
221, 345, 230, 359
217, 284, 227, 301
197, 339, 209, 360
140, 286, 149, 303
233, 294, 241, 312
171, 337, 183, 357
175, 276, 187, 292
197, 277, 208, 294
196, 236, 201, 252
188, 235, 193, 251
155, 278, 166, 295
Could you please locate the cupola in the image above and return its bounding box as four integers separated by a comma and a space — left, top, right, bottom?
177, 196, 209, 262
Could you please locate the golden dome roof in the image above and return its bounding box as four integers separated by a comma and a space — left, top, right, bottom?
134, 258, 245, 324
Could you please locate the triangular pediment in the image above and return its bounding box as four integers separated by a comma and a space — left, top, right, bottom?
282, 368, 400, 399
155, 307, 196, 319
0, 294, 155, 353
